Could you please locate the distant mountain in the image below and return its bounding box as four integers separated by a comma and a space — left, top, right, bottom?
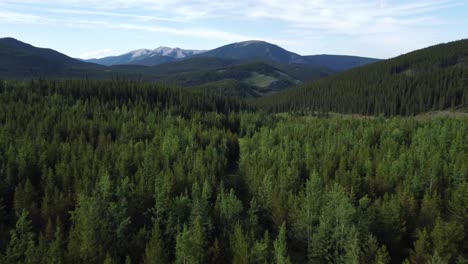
193, 40, 379, 71
86, 47, 205, 66
195, 40, 304, 64
0, 38, 305, 95
87, 40, 380, 72
0, 37, 108, 79
0, 37, 378, 98
256, 39, 468, 115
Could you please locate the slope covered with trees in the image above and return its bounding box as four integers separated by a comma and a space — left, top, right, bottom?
257, 39, 468, 115
0, 38, 378, 97
0, 79, 466, 263
0, 38, 107, 79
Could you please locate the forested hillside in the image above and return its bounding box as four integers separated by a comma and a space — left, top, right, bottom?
0, 80, 466, 263
0, 38, 377, 97
0, 38, 107, 79
257, 39, 468, 115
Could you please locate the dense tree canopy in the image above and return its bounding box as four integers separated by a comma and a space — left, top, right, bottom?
0, 79, 466, 263
256, 39, 468, 115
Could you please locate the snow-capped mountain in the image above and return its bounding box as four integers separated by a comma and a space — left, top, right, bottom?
84, 41, 379, 71
153, 47, 204, 59
86, 47, 206, 66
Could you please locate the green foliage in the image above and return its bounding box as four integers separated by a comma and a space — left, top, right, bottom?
143, 222, 167, 264
431, 218, 464, 262
293, 171, 322, 244
5, 210, 35, 263
409, 229, 431, 264
273, 223, 291, 264
215, 188, 243, 230
251, 231, 270, 263
0, 79, 466, 263
230, 223, 250, 264
175, 225, 202, 264
309, 184, 358, 264
257, 39, 468, 115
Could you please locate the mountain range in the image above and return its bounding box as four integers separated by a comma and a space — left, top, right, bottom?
0, 36, 466, 109
85, 40, 380, 72
85, 47, 205, 66
0, 37, 380, 96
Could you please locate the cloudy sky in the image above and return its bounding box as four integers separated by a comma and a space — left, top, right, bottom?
0, 0, 466, 59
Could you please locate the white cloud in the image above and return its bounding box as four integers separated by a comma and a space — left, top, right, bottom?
79, 48, 116, 59
60, 19, 303, 49
244, 0, 456, 35
0, 11, 44, 24
37, 8, 182, 22
0, 0, 463, 57
3, 0, 458, 33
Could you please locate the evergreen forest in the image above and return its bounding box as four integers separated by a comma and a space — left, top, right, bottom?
257, 39, 468, 115
0, 79, 466, 264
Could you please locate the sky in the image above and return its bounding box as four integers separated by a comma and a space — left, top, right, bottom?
0, 0, 466, 59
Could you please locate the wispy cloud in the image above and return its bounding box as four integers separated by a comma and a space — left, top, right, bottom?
4, 0, 457, 34
61, 18, 300, 47
245, 0, 456, 34
37, 8, 183, 22
0, 0, 464, 58
0, 10, 45, 24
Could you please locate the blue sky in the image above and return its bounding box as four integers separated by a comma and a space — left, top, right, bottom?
0, 0, 466, 59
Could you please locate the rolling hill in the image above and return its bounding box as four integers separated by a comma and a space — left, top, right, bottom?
0, 37, 381, 97
0, 38, 326, 95
256, 39, 468, 115
146, 57, 237, 75
0, 37, 108, 79
155, 62, 301, 97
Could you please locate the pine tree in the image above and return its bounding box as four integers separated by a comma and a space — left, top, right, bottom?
230, 222, 249, 264
175, 226, 197, 264
273, 223, 291, 264
409, 229, 431, 264
47, 223, 65, 264
309, 184, 357, 264
67, 194, 103, 263
431, 218, 464, 262
428, 251, 448, 264
5, 210, 35, 263
143, 221, 167, 264
191, 216, 205, 263
293, 171, 322, 246
251, 231, 270, 264
215, 187, 243, 231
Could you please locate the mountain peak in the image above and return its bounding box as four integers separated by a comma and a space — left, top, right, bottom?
154, 46, 178, 52
234, 40, 269, 47
86, 46, 206, 66
197, 40, 303, 64
0, 37, 33, 49
0, 37, 19, 42
128, 49, 152, 59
